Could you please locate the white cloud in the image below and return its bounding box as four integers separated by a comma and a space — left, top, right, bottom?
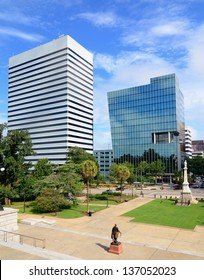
0, 11, 38, 25
0, 27, 44, 42
75, 11, 124, 28
185, 25, 204, 75
151, 20, 189, 36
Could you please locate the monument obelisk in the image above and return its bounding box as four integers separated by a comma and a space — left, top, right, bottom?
180, 160, 197, 204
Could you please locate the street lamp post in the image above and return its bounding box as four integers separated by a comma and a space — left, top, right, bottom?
23, 188, 26, 213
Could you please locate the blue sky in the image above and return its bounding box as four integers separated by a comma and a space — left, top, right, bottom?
1, 0, 204, 149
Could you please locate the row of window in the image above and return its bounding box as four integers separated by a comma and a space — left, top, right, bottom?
9, 74, 93, 100
9, 46, 92, 75
8, 117, 93, 131
108, 86, 177, 100
109, 103, 176, 112
108, 92, 176, 105
9, 72, 93, 97
110, 110, 183, 124
31, 134, 93, 144
8, 105, 93, 121
33, 140, 93, 150
9, 48, 68, 72
9, 66, 93, 90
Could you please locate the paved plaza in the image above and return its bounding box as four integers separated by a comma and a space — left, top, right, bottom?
1, 194, 204, 260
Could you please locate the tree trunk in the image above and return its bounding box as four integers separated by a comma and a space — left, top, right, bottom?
4, 197, 11, 205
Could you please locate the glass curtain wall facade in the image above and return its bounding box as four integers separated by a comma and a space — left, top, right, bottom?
107, 74, 185, 173
8, 35, 93, 165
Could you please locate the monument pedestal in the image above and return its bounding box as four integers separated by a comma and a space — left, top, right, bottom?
179, 192, 198, 205
109, 242, 123, 255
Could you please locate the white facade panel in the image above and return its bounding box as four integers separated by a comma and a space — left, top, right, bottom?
9, 66, 67, 86
68, 113, 92, 125
9, 96, 68, 111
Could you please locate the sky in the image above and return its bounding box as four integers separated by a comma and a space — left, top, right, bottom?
1, 0, 204, 150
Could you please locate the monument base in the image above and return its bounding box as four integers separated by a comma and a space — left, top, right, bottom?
177, 192, 198, 205
109, 242, 123, 255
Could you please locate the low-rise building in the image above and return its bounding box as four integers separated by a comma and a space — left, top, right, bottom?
94, 149, 113, 178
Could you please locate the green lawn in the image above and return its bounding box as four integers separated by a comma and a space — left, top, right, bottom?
7, 202, 106, 219
44, 205, 106, 219
122, 199, 204, 229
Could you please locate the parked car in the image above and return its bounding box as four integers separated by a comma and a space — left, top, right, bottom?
116, 186, 125, 191
170, 184, 179, 189
191, 183, 200, 188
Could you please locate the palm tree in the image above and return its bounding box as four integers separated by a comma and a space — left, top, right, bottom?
115, 164, 130, 201
80, 160, 98, 212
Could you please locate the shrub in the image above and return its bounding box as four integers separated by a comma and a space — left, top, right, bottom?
32, 188, 71, 213
89, 194, 108, 200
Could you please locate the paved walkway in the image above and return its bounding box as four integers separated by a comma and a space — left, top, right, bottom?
1, 196, 204, 260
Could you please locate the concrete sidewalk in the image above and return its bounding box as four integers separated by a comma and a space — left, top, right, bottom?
1, 196, 204, 260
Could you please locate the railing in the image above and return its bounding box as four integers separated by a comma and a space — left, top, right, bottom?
0, 229, 46, 249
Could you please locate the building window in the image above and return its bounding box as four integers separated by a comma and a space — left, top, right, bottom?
155, 132, 168, 143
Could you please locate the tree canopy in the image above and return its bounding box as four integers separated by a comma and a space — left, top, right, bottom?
0, 129, 35, 189
187, 157, 204, 176
66, 146, 96, 164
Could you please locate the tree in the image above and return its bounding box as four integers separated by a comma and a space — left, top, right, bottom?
188, 157, 204, 176
149, 160, 165, 184
123, 162, 136, 184
136, 161, 149, 187
66, 146, 96, 164
31, 162, 83, 202
56, 163, 83, 202
115, 164, 130, 200
109, 163, 119, 182
0, 123, 7, 167
1, 129, 35, 204
93, 173, 106, 187
33, 188, 70, 214
33, 158, 53, 179
110, 163, 130, 200
80, 160, 98, 212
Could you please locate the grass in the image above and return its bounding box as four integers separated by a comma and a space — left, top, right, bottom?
122, 199, 204, 229
44, 205, 106, 219
6, 201, 106, 219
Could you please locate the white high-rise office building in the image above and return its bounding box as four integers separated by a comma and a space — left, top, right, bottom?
185, 129, 192, 159
8, 35, 93, 165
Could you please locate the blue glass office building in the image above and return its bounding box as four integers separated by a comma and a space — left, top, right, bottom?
107, 74, 185, 173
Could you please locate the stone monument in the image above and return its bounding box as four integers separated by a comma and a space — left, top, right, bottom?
109, 224, 123, 254
179, 160, 197, 205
